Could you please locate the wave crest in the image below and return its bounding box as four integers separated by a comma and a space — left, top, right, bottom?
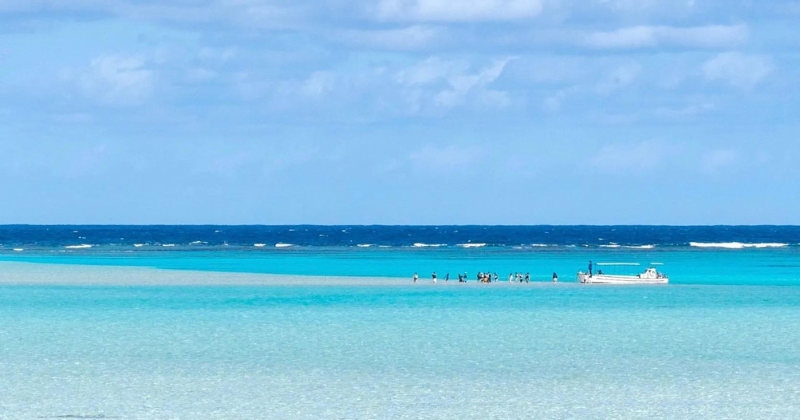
690, 242, 788, 249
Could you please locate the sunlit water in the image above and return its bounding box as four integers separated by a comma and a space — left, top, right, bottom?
1, 282, 799, 419
1, 225, 799, 418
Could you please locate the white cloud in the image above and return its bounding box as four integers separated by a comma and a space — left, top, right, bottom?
77, 55, 154, 105
585, 24, 748, 49
594, 0, 697, 14
702, 52, 773, 89
653, 103, 714, 120
543, 86, 579, 112
0, 0, 298, 29
301, 71, 335, 98
395, 57, 514, 110
375, 0, 544, 22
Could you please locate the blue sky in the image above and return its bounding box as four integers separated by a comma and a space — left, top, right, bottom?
1, 0, 798, 224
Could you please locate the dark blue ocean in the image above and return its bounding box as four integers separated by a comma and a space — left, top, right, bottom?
1, 225, 799, 248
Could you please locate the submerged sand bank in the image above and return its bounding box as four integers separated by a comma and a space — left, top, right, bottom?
0, 261, 580, 287
0, 261, 412, 286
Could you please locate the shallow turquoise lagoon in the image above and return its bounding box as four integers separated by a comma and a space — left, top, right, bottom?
2, 282, 799, 419
3, 246, 800, 285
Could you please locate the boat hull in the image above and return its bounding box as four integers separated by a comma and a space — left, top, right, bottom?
577, 273, 668, 285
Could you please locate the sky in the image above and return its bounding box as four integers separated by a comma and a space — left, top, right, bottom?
1, 0, 799, 225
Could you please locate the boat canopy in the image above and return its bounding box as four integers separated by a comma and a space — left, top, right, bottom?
596, 262, 640, 266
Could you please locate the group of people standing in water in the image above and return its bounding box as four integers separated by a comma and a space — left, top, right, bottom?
412, 271, 558, 283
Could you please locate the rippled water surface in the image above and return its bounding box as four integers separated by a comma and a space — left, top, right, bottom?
2, 283, 799, 419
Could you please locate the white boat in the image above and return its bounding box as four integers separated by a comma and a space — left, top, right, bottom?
577, 263, 668, 285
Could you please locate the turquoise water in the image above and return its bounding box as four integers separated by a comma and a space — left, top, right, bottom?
2, 246, 800, 285
1, 283, 799, 418
2, 245, 800, 418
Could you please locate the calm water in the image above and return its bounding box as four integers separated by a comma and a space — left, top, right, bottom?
1, 226, 799, 418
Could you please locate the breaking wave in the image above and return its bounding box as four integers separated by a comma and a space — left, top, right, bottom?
689, 242, 788, 249
457, 243, 486, 248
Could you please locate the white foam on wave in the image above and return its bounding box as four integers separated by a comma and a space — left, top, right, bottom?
65, 244, 92, 249
162, 244, 175, 247
254, 243, 266, 247
190, 241, 207, 245
600, 244, 621, 248
531, 244, 550, 247
413, 243, 446, 248
458, 243, 486, 248
357, 244, 372, 248
275, 243, 294, 248
13, 248, 23, 252
133, 243, 146, 247
625, 245, 656, 249
690, 242, 788, 249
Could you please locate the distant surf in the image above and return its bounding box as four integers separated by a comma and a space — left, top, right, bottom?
689, 242, 788, 249
65, 244, 92, 249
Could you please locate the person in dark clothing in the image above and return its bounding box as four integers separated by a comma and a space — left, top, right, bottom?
445, 273, 449, 282
589, 261, 593, 277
